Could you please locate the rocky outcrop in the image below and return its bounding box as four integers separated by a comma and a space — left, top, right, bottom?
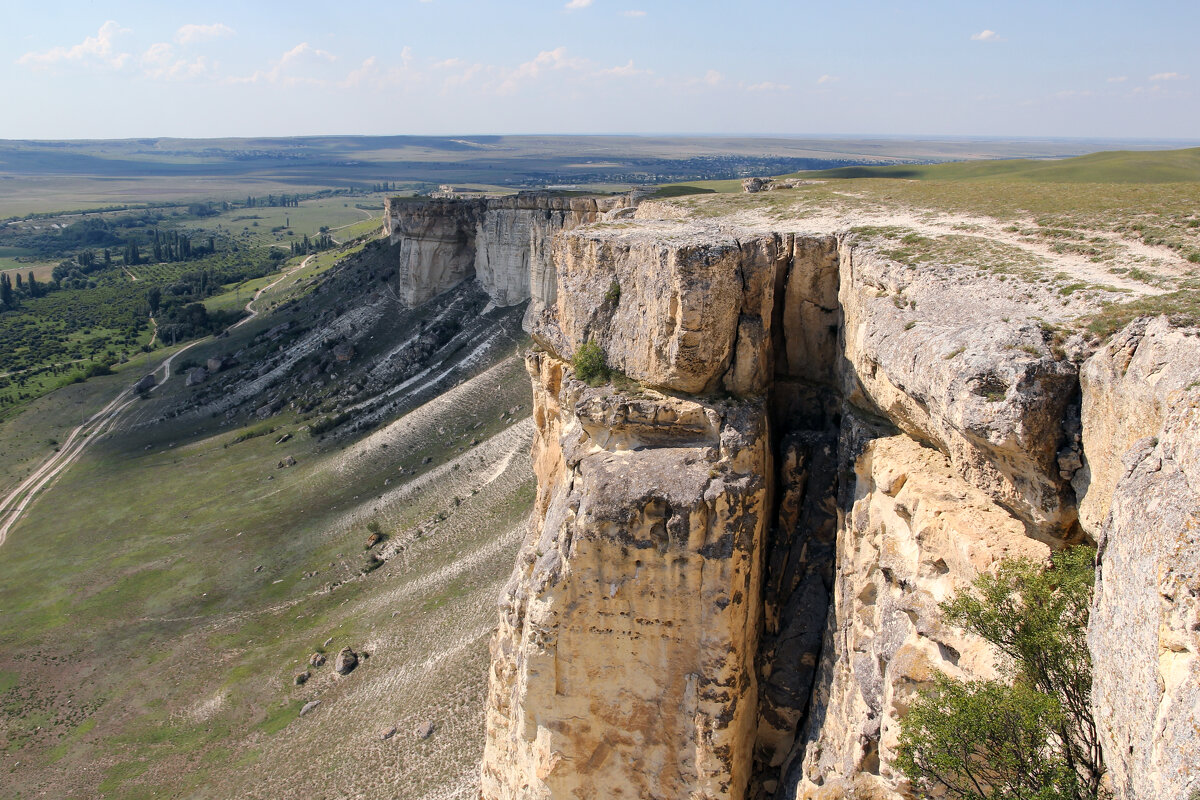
481, 352, 770, 800
1075, 316, 1200, 534
385, 193, 631, 309
476, 194, 630, 307
838, 245, 1081, 534
385, 198, 485, 306
473, 200, 1200, 800
791, 433, 1050, 798
1081, 319, 1200, 800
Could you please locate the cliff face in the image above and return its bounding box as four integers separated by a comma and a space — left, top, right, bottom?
1080, 318, 1200, 800
382, 194, 1200, 800
384, 193, 631, 309
481, 353, 770, 799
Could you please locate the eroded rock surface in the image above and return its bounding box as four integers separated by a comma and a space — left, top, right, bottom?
385, 193, 631, 309
792, 433, 1049, 799
481, 352, 770, 800
465, 196, 1200, 800
1083, 322, 1200, 800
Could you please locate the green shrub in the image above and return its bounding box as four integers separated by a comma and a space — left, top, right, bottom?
604, 281, 621, 305
573, 340, 608, 385
897, 547, 1105, 800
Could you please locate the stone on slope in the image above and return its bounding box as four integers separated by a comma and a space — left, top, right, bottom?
333, 647, 358, 676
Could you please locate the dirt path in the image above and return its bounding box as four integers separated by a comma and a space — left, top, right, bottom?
0, 256, 313, 546
231, 253, 314, 331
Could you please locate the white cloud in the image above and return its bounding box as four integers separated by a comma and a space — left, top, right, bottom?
176, 23, 234, 45
703, 69, 721, 86
1149, 72, 1186, 81
140, 42, 210, 80
622, 9, 646, 16
18, 20, 131, 69
745, 81, 791, 92
229, 42, 337, 85
496, 46, 586, 94
817, 74, 838, 84
1107, 76, 1128, 83
970, 29, 1002, 42
595, 59, 650, 78
565, 0, 593, 8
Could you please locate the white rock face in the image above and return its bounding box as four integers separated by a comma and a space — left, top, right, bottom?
385, 199, 483, 306
838, 243, 1080, 533
1075, 316, 1200, 535
481, 352, 769, 800
477, 195, 630, 309
792, 433, 1049, 799
385, 194, 631, 309
463, 201, 1200, 800
1082, 320, 1200, 800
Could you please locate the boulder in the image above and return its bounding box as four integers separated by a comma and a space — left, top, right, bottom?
185, 367, 208, 387
299, 700, 320, 717
333, 647, 358, 676
133, 374, 156, 393
415, 721, 435, 740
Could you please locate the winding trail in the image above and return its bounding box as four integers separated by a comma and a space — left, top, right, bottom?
0, 255, 315, 546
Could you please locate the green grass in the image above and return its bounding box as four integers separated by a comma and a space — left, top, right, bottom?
803, 147, 1200, 183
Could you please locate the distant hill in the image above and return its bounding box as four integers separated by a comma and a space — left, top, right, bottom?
803, 147, 1200, 183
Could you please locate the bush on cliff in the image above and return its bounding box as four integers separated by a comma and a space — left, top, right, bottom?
896, 546, 1106, 800
573, 340, 608, 385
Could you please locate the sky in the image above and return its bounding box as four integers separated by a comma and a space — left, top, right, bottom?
1, 0, 1197, 140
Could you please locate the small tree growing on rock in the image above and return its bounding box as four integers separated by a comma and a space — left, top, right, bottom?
897, 546, 1106, 800
573, 340, 608, 385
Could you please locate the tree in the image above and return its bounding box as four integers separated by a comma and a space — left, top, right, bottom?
146, 287, 161, 316
0, 273, 13, 308
572, 340, 608, 384
897, 547, 1105, 800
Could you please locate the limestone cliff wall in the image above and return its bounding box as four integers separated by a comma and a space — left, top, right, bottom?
481, 352, 770, 800
385, 198, 485, 306
459, 201, 1200, 800
791, 432, 1050, 798
384, 193, 631, 309
1080, 319, 1200, 800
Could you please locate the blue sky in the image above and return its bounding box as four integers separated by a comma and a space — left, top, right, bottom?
2, 1, 1197, 139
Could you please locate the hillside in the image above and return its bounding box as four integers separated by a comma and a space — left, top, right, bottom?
805, 145, 1200, 182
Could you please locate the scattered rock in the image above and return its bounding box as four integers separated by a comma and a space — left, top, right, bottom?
294, 671, 309, 685
333, 647, 358, 675
415, 721, 435, 739
299, 700, 320, 716
380, 726, 397, 740
323, 637, 334, 648
742, 177, 768, 193
275, 433, 292, 445
365, 532, 382, 549
422, 456, 432, 465
254, 565, 264, 573
277, 455, 297, 468
309, 653, 326, 668
206, 356, 227, 373
185, 367, 208, 387
332, 343, 356, 362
